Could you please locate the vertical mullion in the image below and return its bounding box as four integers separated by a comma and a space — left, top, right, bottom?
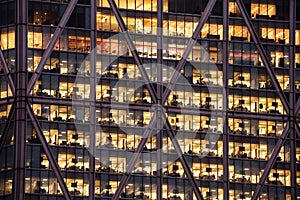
156, 0, 163, 199
289, 0, 297, 199
222, 0, 229, 199
89, 0, 97, 199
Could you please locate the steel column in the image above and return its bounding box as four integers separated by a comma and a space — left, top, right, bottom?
112, 113, 157, 200
107, 0, 158, 103
251, 123, 290, 200
163, 114, 204, 200
27, 0, 78, 95
26, 103, 72, 200
13, 0, 27, 199
89, 0, 97, 199
289, 0, 297, 199
235, 0, 290, 114
156, 0, 163, 199
222, 0, 229, 199
162, 0, 217, 104
0, 48, 15, 95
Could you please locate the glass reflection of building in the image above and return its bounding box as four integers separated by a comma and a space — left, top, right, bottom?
0, 0, 300, 199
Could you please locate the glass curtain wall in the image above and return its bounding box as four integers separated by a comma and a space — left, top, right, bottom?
0, 0, 300, 199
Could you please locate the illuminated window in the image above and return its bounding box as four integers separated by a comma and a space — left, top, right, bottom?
296, 30, 300, 45
97, 0, 161, 11
261, 27, 289, 44
229, 25, 249, 41
251, 3, 276, 18
0, 30, 15, 50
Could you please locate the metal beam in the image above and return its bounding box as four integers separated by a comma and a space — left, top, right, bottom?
227, 111, 288, 121
0, 97, 14, 107
0, 48, 15, 95
0, 103, 15, 155
28, 96, 293, 123
107, 0, 158, 103
251, 122, 290, 200
222, 0, 229, 199
163, 114, 204, 200
26, 103, 72, 200
235, 0, 290, 114
28, 97, 291, 121
112, 113, 157, 200
27, 0, 78, 95
162, 0, 217, 104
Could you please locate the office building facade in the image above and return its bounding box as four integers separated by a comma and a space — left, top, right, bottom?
0, 0, 300, 199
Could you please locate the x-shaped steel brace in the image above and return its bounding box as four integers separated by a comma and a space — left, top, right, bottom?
108, 0, 217, 199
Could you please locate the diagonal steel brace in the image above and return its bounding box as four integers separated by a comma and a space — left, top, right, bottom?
162, 0, 217, 104
26, 102, 73, 200
112, 112, 157, 200
235, 0, 290, 114
163, 113, 204, 200
251, 122, 290, 200
27, 0, 78, 95
0, 48, 15, 95
107, 0, 158, 103
0, 103, 15, 155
